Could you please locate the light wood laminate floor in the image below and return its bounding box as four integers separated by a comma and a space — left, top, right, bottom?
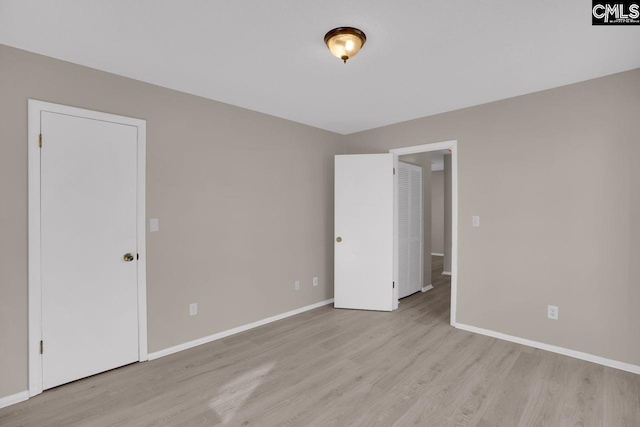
2, 256, 639, 426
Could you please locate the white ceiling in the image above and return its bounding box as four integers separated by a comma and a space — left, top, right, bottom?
1, 1, 638, 135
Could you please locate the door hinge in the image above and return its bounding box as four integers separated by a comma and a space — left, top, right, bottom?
40, 340, 43, 354
393, 167, 396, 175
393, 281, 395, 289
137, 253, 139, 260
39, 134, 42, 148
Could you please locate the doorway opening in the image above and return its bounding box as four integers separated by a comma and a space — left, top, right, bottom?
333, 140, 457, 324
391, 141, 458, 325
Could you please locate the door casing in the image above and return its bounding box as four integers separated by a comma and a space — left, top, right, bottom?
390, 140, 458, 325
27, 99, 148, 397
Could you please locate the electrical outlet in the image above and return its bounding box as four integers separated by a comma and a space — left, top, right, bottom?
190, 303, 198, 316
547, 305, 558, 320
295, 280, 300, 291
150, 218, 159, 232
472, 216, 480, 227
313, 277, 318, 287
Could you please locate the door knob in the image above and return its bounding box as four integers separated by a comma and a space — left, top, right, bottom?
123, 253, 135, 262
336, 237, 342, 242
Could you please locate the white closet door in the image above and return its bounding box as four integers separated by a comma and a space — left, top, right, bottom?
397, 162, 422, 299
40, 111, 139, 390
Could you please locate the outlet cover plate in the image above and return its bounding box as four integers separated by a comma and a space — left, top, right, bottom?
190, 303, 197, 316
547, 305, 558, 320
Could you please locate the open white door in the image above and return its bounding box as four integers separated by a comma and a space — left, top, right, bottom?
334, 154, 395, 311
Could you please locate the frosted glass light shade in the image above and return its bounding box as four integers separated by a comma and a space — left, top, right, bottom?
324, 27, 366, 63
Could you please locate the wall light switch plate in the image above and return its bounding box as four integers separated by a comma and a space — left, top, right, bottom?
313, 277, 319, 287
295, 280, 300, 291
190, 303, 197, 316
150, 218, 159, 232
547, 305, 558, 320
472, 216, 480, 227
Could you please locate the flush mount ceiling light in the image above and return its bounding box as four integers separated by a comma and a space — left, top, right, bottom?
324, 27, 366, 64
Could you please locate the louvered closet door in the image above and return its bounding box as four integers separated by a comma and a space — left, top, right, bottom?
397, 162, 422, 299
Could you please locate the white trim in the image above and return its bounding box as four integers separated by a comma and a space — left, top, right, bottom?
392, 153, 399, 310
431, 253, 444, 257
442, 271, 452, 276
455, 323, 640, 375
390, 141, 458, 326
0, 391, 29, 410
421, 285, 434, 292
148, 298, 335, 360
135, 117, 148, 361
27, 101, 42, 397
391, 140, 457, 156
28, 100, 147, 399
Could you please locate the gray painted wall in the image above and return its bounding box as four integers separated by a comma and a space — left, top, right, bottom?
0, 44, 343, 399
431, 171, 444, 255
343, 68, 640, 369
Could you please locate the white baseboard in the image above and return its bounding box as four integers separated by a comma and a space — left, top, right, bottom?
431, 253, 444, 257
148, 298, 335, 360
0, 390, 29, 410
421, 284, 434, 292
441, 271, 451, 276
455, 323, 640, 375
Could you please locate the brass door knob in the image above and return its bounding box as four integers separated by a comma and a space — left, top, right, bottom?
123, 253, 135, 262
336, 237, 342, 242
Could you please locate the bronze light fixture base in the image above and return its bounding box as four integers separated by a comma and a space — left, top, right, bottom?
324, 27, 367, 64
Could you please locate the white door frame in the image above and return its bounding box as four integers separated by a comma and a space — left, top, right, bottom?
390, 140, 458, 325
27, 99, 148, 397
